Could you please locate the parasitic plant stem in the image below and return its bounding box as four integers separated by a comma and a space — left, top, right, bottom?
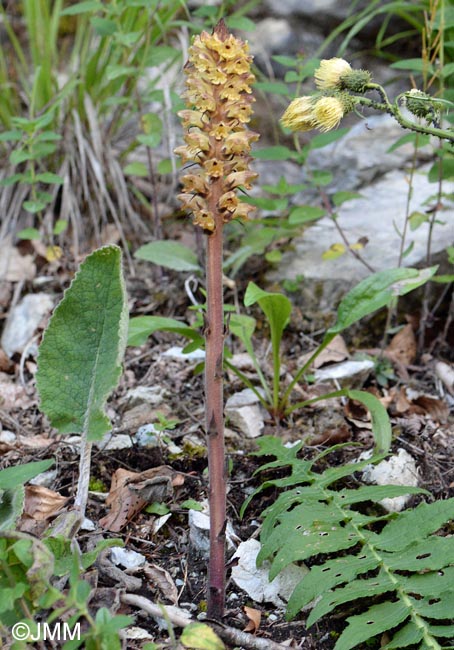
175, 19, 258, 618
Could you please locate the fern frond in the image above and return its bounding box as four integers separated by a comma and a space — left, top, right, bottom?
252, 437, 454, 650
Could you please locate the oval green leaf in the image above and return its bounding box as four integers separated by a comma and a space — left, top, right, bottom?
135, 240, 200, 272
36, 246, 128, 440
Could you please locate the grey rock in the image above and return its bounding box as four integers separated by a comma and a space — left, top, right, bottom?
306, 114, 433, 192
126, 385, 168, 408
225, 388, 267, 438
2, 293, 53, 357
275, 161, 453, 282
263, 0, 356, 22
188, 509, 238, 558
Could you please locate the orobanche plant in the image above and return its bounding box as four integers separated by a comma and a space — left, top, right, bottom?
245, 437, 454, 650
174, 19, 258, 619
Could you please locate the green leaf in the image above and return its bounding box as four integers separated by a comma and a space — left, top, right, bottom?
124, 162, 148, 177
36, 172, 64, 184
90, 17, 117, 36
387, 132, 430, 153
309, 128, 350, 149
135, 240, 200, 272
332, 191, 362, 207
347, 389, 391, 453
288, 205, 325, 225
10, 149, 32, 165
272, 55, 300, 68
0, 460, 54, 489
244, 283, 292, 338
36, 246, 128, 440
23, 200, 48, 214
311, 169, 333, 186
17, 227, 41, 240
428, 156, 454, 182
409, 211, 429, 231
61, 1, 102, 14
106, 65, 137, 81
253, 146, 293, 161
243, 196, 288, 212
225, 15, 255, 31
127, 316, 203, 347
335, 601, 409, 650
0, 487, 25, 530
145, 502, 170, 515
328, 267, 438, 334
0, 130, 22, 142
181, 623, 225, 650
254, 81, 289, 95
180, 499, 204, 511
390, 58, 434, 73
53, 220, 68, 236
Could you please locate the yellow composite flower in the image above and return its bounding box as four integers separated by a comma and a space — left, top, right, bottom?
281, 96, 316, 132
315, 58, 352, 90
312, 96, 345, 132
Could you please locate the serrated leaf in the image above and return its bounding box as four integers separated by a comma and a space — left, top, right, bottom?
328, 267, 438, 334
135, 240, 200, 272
36, 246, 128, 440
181, 623, 225, 650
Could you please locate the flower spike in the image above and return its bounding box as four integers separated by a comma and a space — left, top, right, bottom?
176, 19, 259, 232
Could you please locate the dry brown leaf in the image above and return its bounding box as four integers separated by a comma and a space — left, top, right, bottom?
386, 324, 417, 367
312, 334, 349, 369
310, 424, 351, 446
0, 239, 36, 282
299, 334, 349, 370
144, 563, 179, 604
0, 349, 14, 373
15, 434, 53, 449
243, 606, 261, 633
23, 486, 68, 521
99, 466, 183, 532
411, 395, 449, 423
0, 374, 34, 410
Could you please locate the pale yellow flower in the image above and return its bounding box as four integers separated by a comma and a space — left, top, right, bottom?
281, 96, 316, 132
315, 58, 352, 90
312, 96, 344, 132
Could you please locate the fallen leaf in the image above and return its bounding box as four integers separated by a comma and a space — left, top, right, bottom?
144, 563, 179, 604
411, 395, 449, 423
310, 424, 351, 446
181, 622, 225, 650
0, 238, 36, 282
23, 486, 68, 521
99, 466, 183, 532
299, 334, 349, 369
386, 324, 417, 367
243, 606, 261, 633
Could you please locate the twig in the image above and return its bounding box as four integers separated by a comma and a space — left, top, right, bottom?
121, 593, 292, 650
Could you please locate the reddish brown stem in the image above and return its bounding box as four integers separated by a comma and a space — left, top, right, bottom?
205, 182, 226, 620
